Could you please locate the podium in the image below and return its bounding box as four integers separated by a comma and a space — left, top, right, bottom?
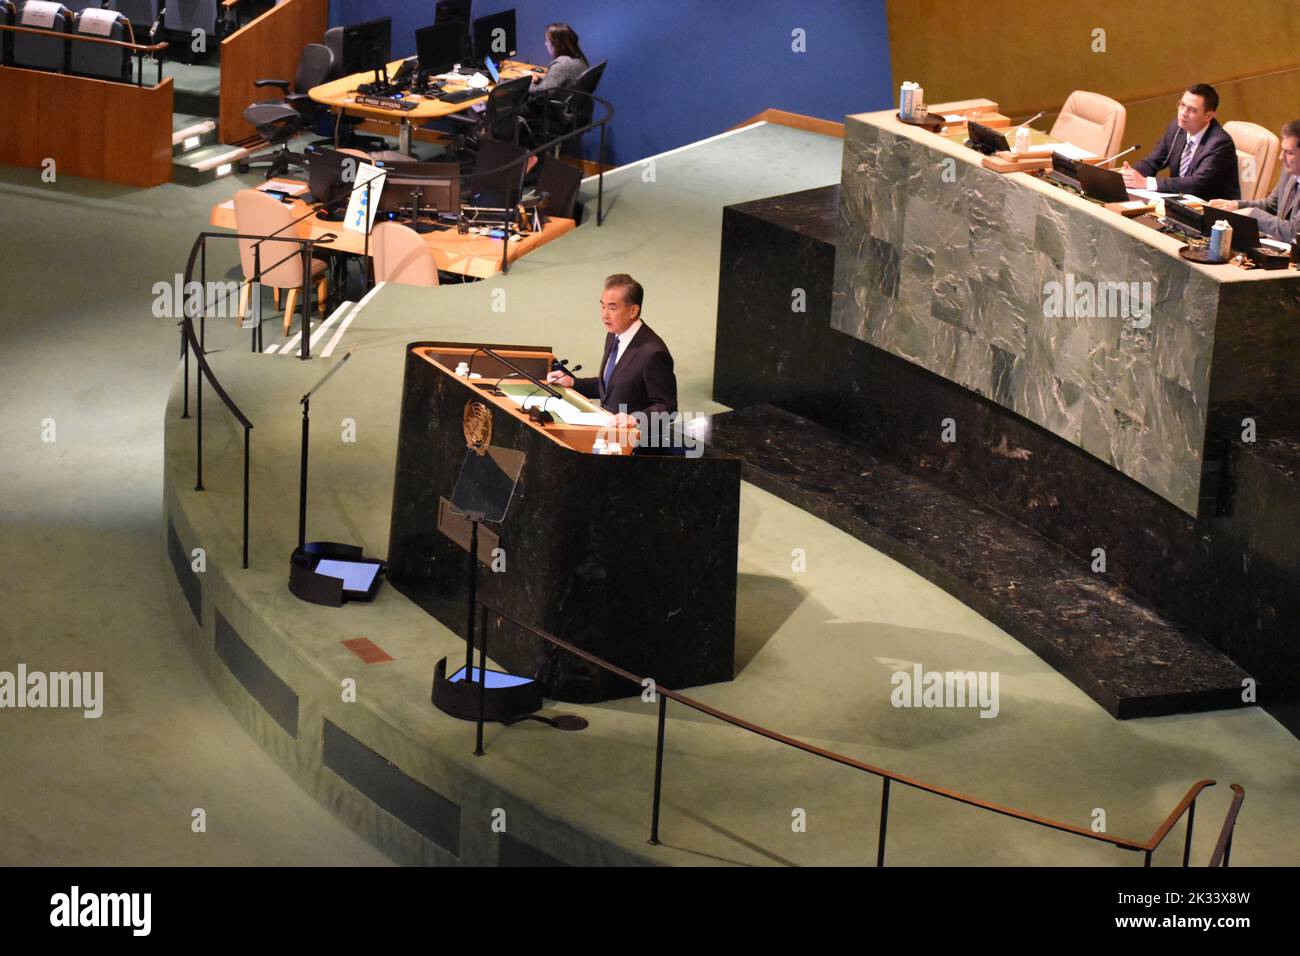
388, 342, 742, 702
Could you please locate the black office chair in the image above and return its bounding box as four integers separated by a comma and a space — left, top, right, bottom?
463, 136, 530, 214
444, 76, 533, 161
538, 60, 607, 155
529, 153, 583, 221
239, 42, 335, 179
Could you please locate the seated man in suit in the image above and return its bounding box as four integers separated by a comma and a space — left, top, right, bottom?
1120, 84, 1240, 200
1209, 119, 1300, 244
546, 273, 677, 434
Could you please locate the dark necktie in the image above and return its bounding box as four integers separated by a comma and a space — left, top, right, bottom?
603, 339, 619, 392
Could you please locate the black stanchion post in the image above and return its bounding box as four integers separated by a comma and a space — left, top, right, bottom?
597, 123, 606, 226
299, 243, 311, 360
877, 777, 890, 867
474, 613, 489, 756
298, 397, 310, 549
251, 242, 262, 353
242, 427, 251, 569
649, 691, 666, 845
464, 519, 479, 682
181, 322, 189, 419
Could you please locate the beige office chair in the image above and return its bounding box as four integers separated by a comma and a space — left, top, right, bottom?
1224, 121, 1280, 203
371, 221, 440, 287
1049, 90, 1127, 161
233, 189, 329, 334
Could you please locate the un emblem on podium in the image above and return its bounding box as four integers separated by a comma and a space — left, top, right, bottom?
463, 400, 493, 454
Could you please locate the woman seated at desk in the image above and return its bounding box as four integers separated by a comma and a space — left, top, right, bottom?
531, 22, 589, 93
520, 23, 590, 145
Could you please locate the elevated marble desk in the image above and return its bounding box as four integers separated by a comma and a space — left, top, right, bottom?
832, 109, 1300, 516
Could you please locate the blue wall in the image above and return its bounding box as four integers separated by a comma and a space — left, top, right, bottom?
329, 0, 893, 165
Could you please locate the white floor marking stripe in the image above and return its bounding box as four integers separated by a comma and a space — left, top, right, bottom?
322, 282, 384, 357
580, 122, 768, 184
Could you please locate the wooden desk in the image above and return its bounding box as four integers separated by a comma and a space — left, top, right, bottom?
210, 184, 575, 279
308, 58, 546, 154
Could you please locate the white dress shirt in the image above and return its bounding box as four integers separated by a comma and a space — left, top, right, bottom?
608, 318, 642, 369
1148, 128, 1202, 191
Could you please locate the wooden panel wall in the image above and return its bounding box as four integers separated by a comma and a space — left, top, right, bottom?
220, 0, 329, 144
0, 68, 172, 186
885, 1, 1300, 170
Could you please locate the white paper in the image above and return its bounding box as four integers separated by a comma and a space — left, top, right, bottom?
343, 164, 387, 234
20, 1, 60, 28
76, 8, 118, 36
1129, 188, 1206, 203
1260, 237, 1291, 252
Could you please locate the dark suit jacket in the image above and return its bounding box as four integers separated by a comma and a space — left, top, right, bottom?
1238, 171, 1300, 243
573, 322, 677, 416
1134, 118, 1240, 200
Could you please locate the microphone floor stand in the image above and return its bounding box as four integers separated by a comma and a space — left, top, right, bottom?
298, 395, 310, 551
463, 514, 483, 684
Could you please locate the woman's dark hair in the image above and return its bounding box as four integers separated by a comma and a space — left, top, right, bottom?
546, 22, 586, 62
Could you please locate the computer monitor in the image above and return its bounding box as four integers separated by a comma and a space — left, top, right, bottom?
1203, 206, 1261, 252
378, 162, 461, 231
341, 16, 392, 76
304, 146, 352, 221
1075, 161, 1130, 203
1165, 199, 1205, 237
966, 121, 1010, 155
434, 0, 472, 61
415, 22, 464, 75
473, 8, 516, 61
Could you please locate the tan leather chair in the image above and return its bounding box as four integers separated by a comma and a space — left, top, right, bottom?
1049, 90, 1127, 160
233, 189, 328, 334
1224, 121, 1280, 203
371, 221, 440, 287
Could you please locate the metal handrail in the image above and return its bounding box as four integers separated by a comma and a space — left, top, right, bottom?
0, 21, 168, 86
1208, 784, 1245, 867
471, 600, 1234, 866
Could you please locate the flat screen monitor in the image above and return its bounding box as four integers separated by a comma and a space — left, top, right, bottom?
341, 16, 392, 76
434, 0, 472, 60
966, 120, 1009, 155
1165, 199, 1204, 236
1076, 161, 1130, 203
1203, 206, 1260, 252
415, 22, 463, 74
305, 146, 352, 219
473, 8, 516, 61
377, 162, 461, 221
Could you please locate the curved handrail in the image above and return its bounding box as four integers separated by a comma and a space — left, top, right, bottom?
0, 21, 167, 54
476, 600, 1223, 863
1208, 783, 1246, 867
180, 233, 253, 431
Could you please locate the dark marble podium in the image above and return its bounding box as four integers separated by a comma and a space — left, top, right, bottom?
388, 343, 741, 703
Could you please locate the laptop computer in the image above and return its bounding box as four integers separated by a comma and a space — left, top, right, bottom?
1075, 161, 1130, 203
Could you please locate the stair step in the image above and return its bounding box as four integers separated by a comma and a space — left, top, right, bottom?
707, 404, 1252, 720
172, 118, 218, 156
171, 144, 251, 186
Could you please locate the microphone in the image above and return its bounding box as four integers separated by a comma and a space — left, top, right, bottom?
1102, 144, 1140, 167
1015, 111, 1044, 129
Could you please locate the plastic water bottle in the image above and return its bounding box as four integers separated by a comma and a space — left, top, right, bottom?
899, 81, 917, 120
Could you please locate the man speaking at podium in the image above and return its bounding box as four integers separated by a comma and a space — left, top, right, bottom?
546, 274, 678, 432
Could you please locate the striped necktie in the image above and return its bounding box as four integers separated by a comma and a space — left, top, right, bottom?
1179, 135, 1197, 177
